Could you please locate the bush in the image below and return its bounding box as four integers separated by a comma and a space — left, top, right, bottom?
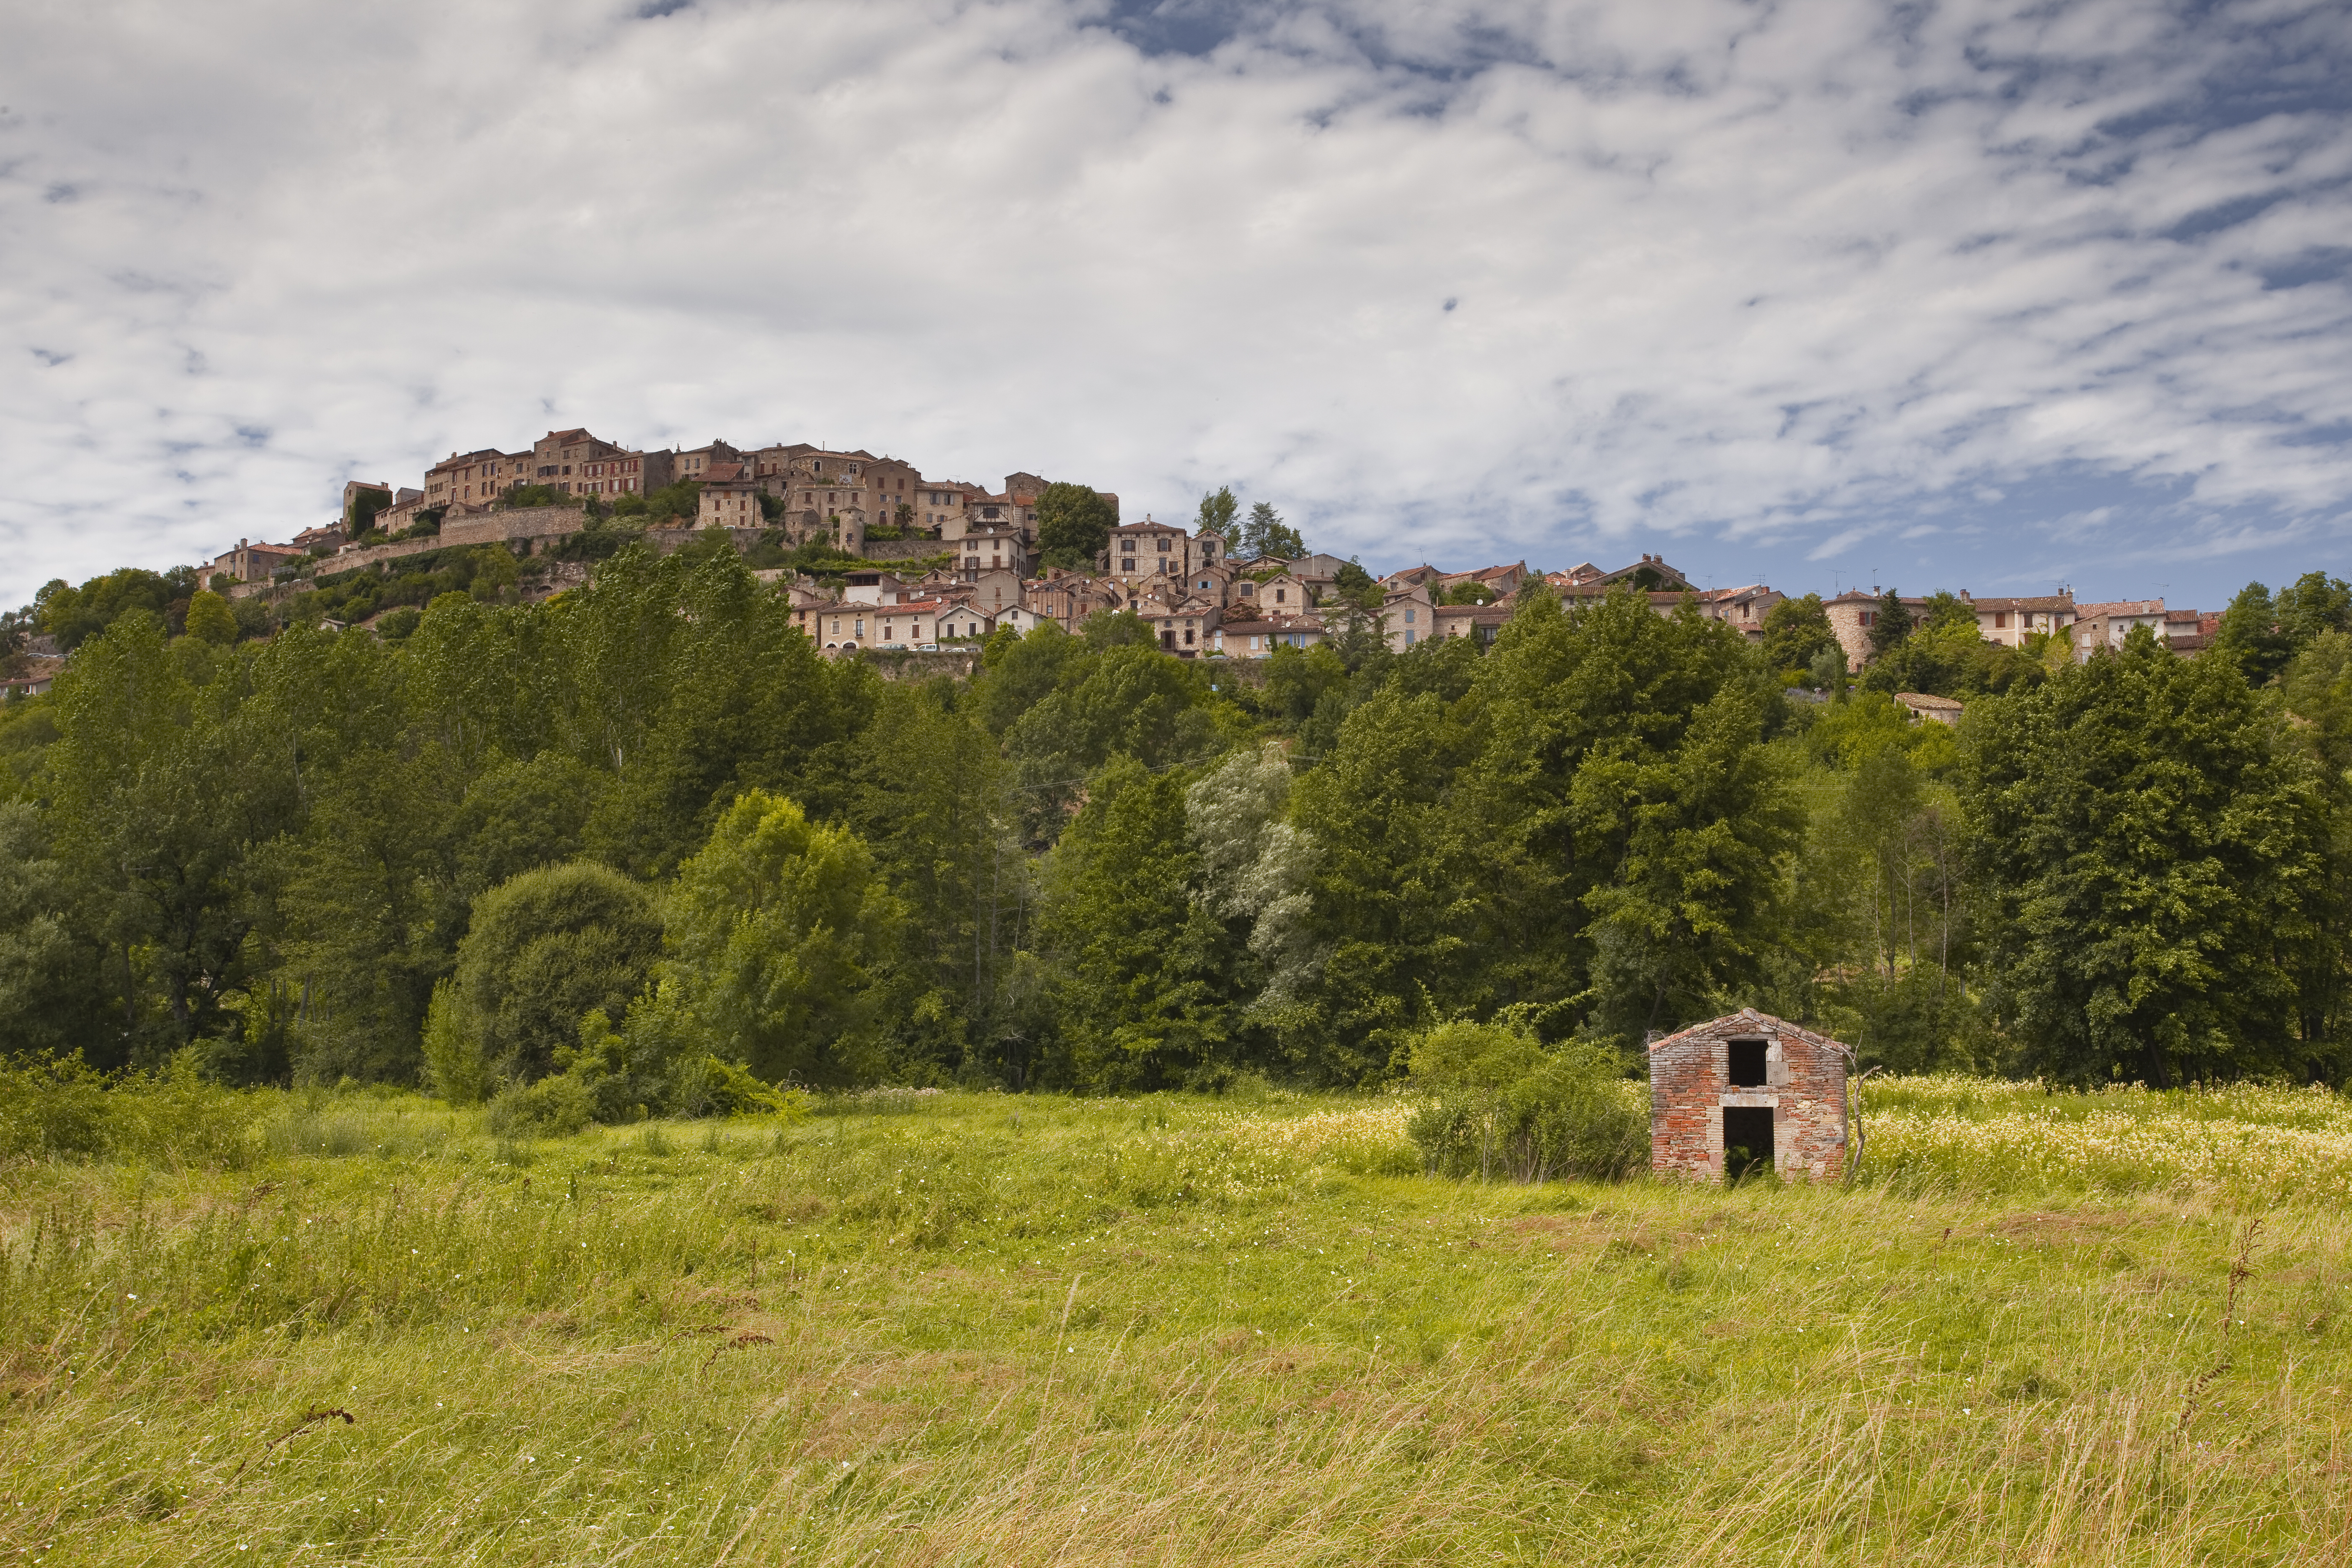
1405, 1020, 1647, 1183
420, 978, 493, 1104
0, 1052, 259, 1167
452, 862, 664, 1086
0, 1052, 113, 1160
485, 1074, 593, 1138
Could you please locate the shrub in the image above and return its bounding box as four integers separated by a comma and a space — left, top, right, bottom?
0, 1052, 113, 1160
0, 1052, 259, 1167
452, 862, 664, 1086
485, 1074, 593, 1138
420, 978, 493, 1104
1405, 1020, 1647, 1183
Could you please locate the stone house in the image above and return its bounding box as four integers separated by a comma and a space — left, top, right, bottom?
1233, 571, 1310, 615
873, 597, 950, 649
965, 489, 1039, 544
1026, 570, 1124, 633
841, 570, 918, 606
1176, 560, 1235, 607
939, 604, 1001, 641
425, 447, 524, 510
957, 520, 1029, 579
783, 584, 836, 642
1213, 614, 1326, 656
1894, 691, 1963, 725
672, 440, 746, 483
206, 538, 306, 584
1103, 517, 1213, 582
534, 429, 669, 498
1960, 591, 2075, 649
962, 567, 1025, 620
1649, 1009, 1851, 1182
1436, 561, 1529, 599
1694, 583, 1782, 642
2068, 598, 2169, 661
1379, 582, 1436, 652
1434, 597, 1514, 648
1135, 592, 1220, 656
918, 480, 983, 538
1824, 589, 1932, 673
816, 607, 870, 652
1279, 552, 1349, 591
695, 462, 766, 529
1547, 554, 1697, 598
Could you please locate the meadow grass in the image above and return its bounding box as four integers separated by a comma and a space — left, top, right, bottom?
1, 1080, 2349, 1565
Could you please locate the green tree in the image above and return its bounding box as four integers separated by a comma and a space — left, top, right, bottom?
2281, 629, 2352, 1073
451, 861, 664, 1085
1002, 643, 1222, 843
1867, 589, 1914, 659
1333, 557, 1376, 604
0, 799, 112, 1060
1035, 483, 1119, 571
45, 615, 296, 1061
183, 590, 240, 647
2218, 573, 2352, 686
1195, 486, 1240, 542
1963, 629, 2326, 1084
1761, 593, 1837, 675
1042, 758, 1237, 1089
1240, 501, 1304, 560
36, 567, 199, 653
1442, 588, 1798, 1049
2277, 571, 2352, 650
1292, 686, 1474, 1079
657, 790, 903, 1086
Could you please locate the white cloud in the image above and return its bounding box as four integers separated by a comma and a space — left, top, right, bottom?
3, 0, 2349, 610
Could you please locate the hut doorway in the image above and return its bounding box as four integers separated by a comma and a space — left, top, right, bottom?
1723, 1106, 1774, 1182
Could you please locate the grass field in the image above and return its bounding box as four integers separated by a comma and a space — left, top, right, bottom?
3, 1080, 2350, 1565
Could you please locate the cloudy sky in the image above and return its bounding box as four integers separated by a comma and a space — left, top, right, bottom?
5, 0, 2349, 611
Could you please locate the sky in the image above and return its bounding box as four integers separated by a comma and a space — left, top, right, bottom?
5, 0, 2350, 613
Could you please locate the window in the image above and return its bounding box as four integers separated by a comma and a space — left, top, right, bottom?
1403, 608, 1415, 624
1728, 1039, 1768, 1087
1404, 629, 1415, 646
1275, 588, 1287, 603
1994, 611, 2006, 629
1157, 538, 1171, 552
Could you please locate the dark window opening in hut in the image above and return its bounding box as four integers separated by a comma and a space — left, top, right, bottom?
1728, 1038, 1768, 1087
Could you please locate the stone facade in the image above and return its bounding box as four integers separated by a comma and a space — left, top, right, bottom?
1824, 590, 1930, 673
1648, 1010, 1849, 1182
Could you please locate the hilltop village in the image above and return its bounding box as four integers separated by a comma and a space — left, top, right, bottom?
78, 424, 2212, 689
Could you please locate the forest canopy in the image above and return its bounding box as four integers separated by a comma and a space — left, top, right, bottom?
4, 544, 2348, 1106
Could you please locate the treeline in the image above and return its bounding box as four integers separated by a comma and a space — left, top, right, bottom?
3, 544, 2349, 1109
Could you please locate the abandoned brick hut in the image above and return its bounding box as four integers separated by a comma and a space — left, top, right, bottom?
1649, 1010, 1850, 1181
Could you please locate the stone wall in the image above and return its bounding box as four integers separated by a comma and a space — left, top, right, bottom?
855, 649, 983, 681
1648, 1010, 1848, 1182
859, 538, 953, 563
440, 506, 589, 550
647, 525, 763, 556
